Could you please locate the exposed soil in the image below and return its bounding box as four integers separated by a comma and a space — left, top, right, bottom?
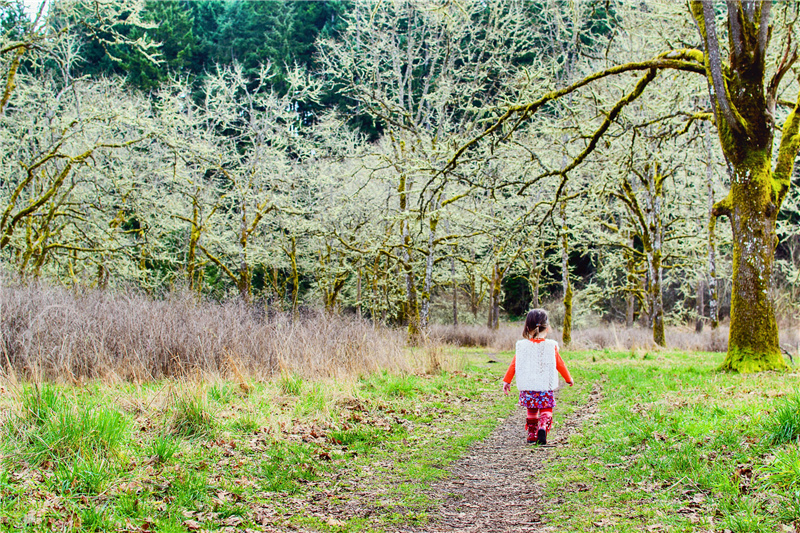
399, 382, 603, 533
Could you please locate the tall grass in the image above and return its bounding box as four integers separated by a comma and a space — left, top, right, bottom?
4, 279, 797, 384
764, 393, 800, 446
431, 321, 799, 354
1, 280, 406, 382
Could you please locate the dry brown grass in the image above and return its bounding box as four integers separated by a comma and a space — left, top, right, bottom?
432, 321, 800, 357
1, 281, 407, 382
4, 279, 798, 384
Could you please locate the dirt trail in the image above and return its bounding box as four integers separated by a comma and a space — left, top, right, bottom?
400, 383, 602, 533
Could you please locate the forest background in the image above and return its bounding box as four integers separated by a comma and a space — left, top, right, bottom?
1, 0, 799, 380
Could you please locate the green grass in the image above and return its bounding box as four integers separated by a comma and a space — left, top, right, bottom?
764, 391, 800, 445
14, 347, 797, 532
0, 353, 513, 532
170, 394, 215, 437
148, 432, 179, 463
539, 349, 800, 532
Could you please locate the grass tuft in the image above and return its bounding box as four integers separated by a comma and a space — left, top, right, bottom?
170, 394, 215, 437
19, 383, 62, 425
765, 393, 800, 445
51, 455, 115, 495
279, 373, 303, 396
148, 432, 179, 463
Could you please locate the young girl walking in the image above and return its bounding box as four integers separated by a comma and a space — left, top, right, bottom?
502, 308, 573, 445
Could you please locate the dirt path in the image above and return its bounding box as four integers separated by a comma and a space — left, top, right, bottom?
399, 383, 602, 533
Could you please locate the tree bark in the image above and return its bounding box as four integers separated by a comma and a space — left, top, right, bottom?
691, 1, 798, 371
451, 250, 458, 326
648, 169, 665, 347
528, 246, 541, 309
696, 278, 705, 333
704, 120, 718, 329
625, 233, 636, 328
356, 264, 362, 320
487, 263, 501, 330
559, 198, 572, 346
289, 235, 299, 315
420, 216, 438, 332
399, 173, 420, 341
721, 154, 784, 371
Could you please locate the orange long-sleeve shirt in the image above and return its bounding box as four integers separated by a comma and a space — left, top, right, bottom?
503, 338, 572, 386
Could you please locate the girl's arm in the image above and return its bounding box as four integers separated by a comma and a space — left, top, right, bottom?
555, 347, 574, 385
502, 356, 516, 394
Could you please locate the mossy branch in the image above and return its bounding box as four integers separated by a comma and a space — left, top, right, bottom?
772, 91, 800, 208
711, 194, 733, 218
442, 54, 704, 175
197, 243, 239, 286
515, 68, 659, 198
0, 45, 26, 114
691, 1, 747, 136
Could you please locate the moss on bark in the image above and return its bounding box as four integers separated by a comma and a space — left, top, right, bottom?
719, 149, 786, 372
562, 282, 572, 347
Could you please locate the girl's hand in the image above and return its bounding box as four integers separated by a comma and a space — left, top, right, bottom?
568, 380, 574, 387
502, 382, 511, 395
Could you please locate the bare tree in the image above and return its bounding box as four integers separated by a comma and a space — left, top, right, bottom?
447, 1, 800, 372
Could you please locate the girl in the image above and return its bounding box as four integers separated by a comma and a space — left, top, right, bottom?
502, 308, 573, 445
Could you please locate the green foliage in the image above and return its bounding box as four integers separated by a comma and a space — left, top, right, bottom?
72, 0, 345, 94
0, 356, 513, 530
11, 388, 129, 463
257, 442, 320, 493
540, 350, 800, 530
168, 468, 209, 508
0, 0, 27, 39
207, 383, 235, 404
18, 383, 62, 426
79, 505, 113, 532
762, 446, 800, 491
230, 413, 259, 434
362, 371, 420, 398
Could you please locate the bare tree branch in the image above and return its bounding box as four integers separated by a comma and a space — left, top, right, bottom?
698, 0, 745, 135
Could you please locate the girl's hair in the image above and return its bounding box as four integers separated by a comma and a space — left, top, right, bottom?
523, 308, 549, 338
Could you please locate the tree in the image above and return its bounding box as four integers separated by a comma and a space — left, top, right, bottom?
1, 0, 158, 113
447, 0, 800, 372
318, 0, 540, 339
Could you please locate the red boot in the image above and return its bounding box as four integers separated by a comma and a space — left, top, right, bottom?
537, 413, 553, 445
525, 418, 538, 444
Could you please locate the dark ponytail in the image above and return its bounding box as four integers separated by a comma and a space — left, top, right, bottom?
523, 308, 549, 339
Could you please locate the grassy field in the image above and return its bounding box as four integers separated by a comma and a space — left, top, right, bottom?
544, 349, 800, 532
0, 352, 516, 532
2, 346, 800, 532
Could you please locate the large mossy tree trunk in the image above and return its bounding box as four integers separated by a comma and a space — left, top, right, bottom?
692, 1, 800, 372
397, 172, 421, 342
721, 154, 784, 371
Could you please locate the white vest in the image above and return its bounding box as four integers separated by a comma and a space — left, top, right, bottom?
514, 339, 559, 391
